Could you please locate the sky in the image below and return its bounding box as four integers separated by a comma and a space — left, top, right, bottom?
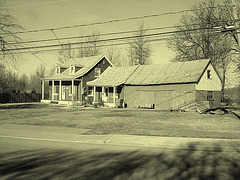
7, 0, 204, 75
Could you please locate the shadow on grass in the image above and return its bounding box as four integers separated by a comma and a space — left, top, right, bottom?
0, 143, 240, 179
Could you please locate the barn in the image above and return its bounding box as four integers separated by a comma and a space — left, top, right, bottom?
87, 59, 222, 111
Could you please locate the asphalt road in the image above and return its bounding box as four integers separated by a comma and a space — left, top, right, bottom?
0, 124, 240, 179
0, 124, 166, 154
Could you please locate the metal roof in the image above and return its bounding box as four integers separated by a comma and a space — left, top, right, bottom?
87, 66, 138, 86
87, 59, 211, 86
44, 55, 112, 80
126, 59, 211, 85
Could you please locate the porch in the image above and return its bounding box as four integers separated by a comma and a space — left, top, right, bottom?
89, 86, 123, 107
41, 79, 84, 104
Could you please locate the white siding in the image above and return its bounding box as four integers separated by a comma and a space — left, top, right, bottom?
196, 64, 221, 91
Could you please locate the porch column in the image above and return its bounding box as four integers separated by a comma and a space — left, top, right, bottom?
59, 80, 62, 100
93, 86, 96, 102
102, 87, 104, 101
80, 77, 83, 102
52, 80, 54, 100
42, 80, 44, 100
72, 79, 74, 102
113, 86, 116, 107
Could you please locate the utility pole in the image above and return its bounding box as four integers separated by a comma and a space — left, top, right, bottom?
232, 0, 240, 50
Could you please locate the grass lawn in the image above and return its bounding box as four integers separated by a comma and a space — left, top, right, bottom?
0, 103, 240, 139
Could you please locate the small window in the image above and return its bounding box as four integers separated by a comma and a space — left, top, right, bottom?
207, 70, 211, 79
103, 60, 105, 64
207, 91, 213, 101
70, 66, 75, 74
88, 86, 93, 96
56, 67, 60, 74
95, 68, 101, 77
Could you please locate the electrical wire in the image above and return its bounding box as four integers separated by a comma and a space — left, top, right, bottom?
0, 31, 224, 55
0, 4, 233, 36
7, 20, 231, 45
4, 26, 219, 52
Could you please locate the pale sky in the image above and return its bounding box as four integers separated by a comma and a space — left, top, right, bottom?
7, 0, 203, 75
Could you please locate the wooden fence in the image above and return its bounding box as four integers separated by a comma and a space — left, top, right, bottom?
0, 93, 43, 104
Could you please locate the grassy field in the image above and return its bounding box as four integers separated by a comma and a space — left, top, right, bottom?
0, 103, 240, 139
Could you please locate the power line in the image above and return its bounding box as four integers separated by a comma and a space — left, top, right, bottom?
7, 20, 228, 45
4, 26, 218, 52
0, 4, 232, 36
0, 39, 164, 55
0, 30, 223, 55
50, 29, 63, 48
7, 25, 179, 45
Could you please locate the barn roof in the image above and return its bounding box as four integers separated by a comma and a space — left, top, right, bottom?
126, 59, 211, 85
87, 59, 211, 86
87, 66, 138, 86
44, 55, 112, 80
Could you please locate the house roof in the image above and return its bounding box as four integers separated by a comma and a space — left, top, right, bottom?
44, 55, 113, 80
126, 59, 211, 85
87, 59, 211, 86
87, 66, 138, 86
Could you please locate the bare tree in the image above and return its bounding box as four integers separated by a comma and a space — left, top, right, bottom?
107, 47, 128, 66
78, 31, 102, 58
29, 64, 46, 93
57, 43, 75, 63
17, 73, 29, 93
0, 0, 23, 66
128, 23, 151, 65
57, 31, 102, 63
167, 0, 238, 101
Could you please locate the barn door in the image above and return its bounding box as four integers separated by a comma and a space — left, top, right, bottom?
135, 90, 155, 108
155, 91, 173, 110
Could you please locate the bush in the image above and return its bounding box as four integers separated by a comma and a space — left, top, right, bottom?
98, 99, 104, 107
93, 102, 98, 108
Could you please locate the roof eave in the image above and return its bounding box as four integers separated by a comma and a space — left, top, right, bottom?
125, 81, 197, 86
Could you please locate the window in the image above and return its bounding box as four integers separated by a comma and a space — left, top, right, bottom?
95, 68, 101, 77
207, 91, 213, 101
207, 70, 211, 79
56, 67, 60, 74
70, 66, 75, 74
88, 86, 93, 96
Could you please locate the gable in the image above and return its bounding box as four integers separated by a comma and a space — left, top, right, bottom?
196, 63, 222, 91
43, 55, 113, 80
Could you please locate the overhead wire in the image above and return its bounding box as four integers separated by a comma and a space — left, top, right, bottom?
0, 30, 223, 55
6, 20, 231, 45
0, 4, 233, 36
3, 26, 220, 52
